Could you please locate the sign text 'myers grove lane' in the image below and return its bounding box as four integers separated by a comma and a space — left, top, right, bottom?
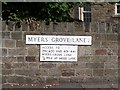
26, 35, 92, 45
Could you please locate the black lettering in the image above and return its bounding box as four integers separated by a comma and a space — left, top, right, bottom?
28, 37, 33, 42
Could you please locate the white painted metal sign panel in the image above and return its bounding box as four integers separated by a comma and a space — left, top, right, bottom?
40, 45, 78, 61
26, 35, 92, 45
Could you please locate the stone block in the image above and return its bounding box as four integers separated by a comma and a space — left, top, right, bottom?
112, 23, 120, 33
86, 62, 104, 69
57, 63, 71, 69
15, 22, 22, 31
4, 63, 13, 69
25, 77, 33, 85
91, 56, 108, 63
70, 77, 84, 83
11, 32, 22, 40
16, 57, 25, 62
84, 22, 91, 32
61, 69, 75, 76
39, 63, 56, 68
85, 76, 107, 84
16, 40, 25, 47
106, 22, 112, 33
93, 69, 104, 76
34, 69, 48, 77
78, 46, 94, 56
104, 69, 118, 77
104, 62, 118, 69
101, 41, 118, 48
8, 48, 27, 56
107, 34, 118, 41
32, 77, 45, 85
61, 22, 68, 32
14, 70, 31, 76
102, 76, 118, 84
2, 21, 6, 31
2, 76, 7, 83
2, 32, 10, 39
72, 62, 86, 69
6, 21, 14, 31
99, 22, 106, 33
29, 63, 39, 70
48, 68, 61, 76
27, 46, 39, 55
53, 22, 61, 32
46, 77, 59, 84
100, 34, 107, 41
95, 49, 107, 55
2, 69, 14, 75
21, 22, 29, 31
2, 48, 7, 56
2, 57, 17, 63
75, 69, 86, 76
74, 22, 83, 32
67, 22, 74, 32
77, 56, 91, 63
91, 22, 99, 33
8, 76, 26, 84
26, 56, 36, 62
4, 40, 15, 48
59, 77, 70, 83
13, 63, 29, 69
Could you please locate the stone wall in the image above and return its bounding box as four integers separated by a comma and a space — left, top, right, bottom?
2, 21, 119, 89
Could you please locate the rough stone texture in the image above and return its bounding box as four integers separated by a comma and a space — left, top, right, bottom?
11, 32, 22, 40
2, 19, 119, 88
25, 56, 36, 62
3, 40, 15, 48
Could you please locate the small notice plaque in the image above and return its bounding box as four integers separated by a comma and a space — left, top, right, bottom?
40, 45, 78, 61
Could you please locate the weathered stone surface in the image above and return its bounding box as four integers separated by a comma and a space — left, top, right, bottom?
107, 34, 118, 41
48, 68, 61, 76
95, 49, 107, 55
16, 57, 25, 62
14, 69, 36, 77
34, 69, 48, 76
11, 32, 22, 40
26, 56, 36, 62
70, 77, 84, 83
62, 69, 75, 76
93, 69, 104, 76
74, 22, 83, 32
27, 46, 39, 55
16, 40, 25, 47
99, 22, 106, 33
2, 69, 14, 75
4, 63, 13, 69
2, 48, 7, 56
4, 40, 15, 48
29, 63, 39, 69
13, 63, 29, 69
91, 22, 99, 32
86, 62, 104, 69
59, 77, 70, 83
2, 57, 17, 63
7, 76, 26, 84
104, 69, 118, 77
8, 48, 27, 56
2, 32, 10, 39
46, 77, 59, 84
2, 21, 6, 31
1, 21, 119, 88
39, 63, 56, 68
6, 21, 14, 31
